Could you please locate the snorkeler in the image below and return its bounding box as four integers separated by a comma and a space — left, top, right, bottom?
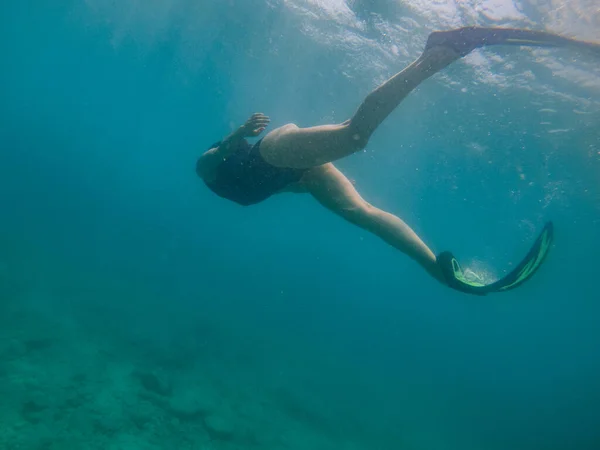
196, 26, 598, 296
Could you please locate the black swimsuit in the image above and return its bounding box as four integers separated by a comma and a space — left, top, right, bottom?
200, 139, 306, 206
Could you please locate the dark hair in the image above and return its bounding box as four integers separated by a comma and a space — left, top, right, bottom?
195, 156, 203, 178
197, 139, 250, 178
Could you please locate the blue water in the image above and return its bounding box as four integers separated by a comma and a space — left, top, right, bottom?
1, 1, 599, 449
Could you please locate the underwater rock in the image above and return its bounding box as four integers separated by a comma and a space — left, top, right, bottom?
169, 394, 204, 420
133, 369, 172, 397
23, 337, 55, 353
203, 411, 235, 441
0, 339, 27, 360
129, 400, 157, 430
3, 423, 57, 450
94, 410, 125, 435
168, 384, 219, 420
108, 433, 162, 450
21, 390, 53, 424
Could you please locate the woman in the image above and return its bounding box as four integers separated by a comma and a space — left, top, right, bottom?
196, 27, 597, 295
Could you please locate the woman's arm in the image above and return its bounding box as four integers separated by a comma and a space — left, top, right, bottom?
196, 113, 270, 182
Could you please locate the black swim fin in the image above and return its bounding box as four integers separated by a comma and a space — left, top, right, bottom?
437, 221, 554, 296
425, 26, 600, 57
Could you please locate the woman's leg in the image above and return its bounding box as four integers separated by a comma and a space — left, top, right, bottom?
261, 26, 592, 170
260, 43, 461, 170
302, 163, 446, 284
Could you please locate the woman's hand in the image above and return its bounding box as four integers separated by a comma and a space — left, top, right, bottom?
239, 113, 270, 137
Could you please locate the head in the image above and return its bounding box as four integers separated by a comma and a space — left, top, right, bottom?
195, 139, 250, 178
195, 141, 222, 178
207, 141, 222, 151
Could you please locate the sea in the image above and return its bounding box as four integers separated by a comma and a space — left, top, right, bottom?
1, 1, 599, 449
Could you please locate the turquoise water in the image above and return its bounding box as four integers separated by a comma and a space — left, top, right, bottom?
1, 1, 599, 449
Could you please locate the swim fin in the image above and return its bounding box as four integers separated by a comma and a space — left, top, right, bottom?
437, 221, 554, 296
425, 26, 600, 57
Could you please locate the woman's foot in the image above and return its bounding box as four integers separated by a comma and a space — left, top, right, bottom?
416, 44, 462, 74
425, 27, 492, 57
424, 26, 597, 57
